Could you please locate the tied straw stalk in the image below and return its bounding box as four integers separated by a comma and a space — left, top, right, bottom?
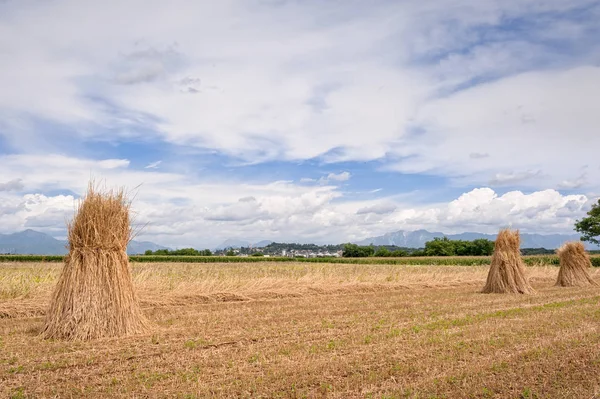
482, 229, 534, 294
555, 241, 598, 287
42, 183, 149, 340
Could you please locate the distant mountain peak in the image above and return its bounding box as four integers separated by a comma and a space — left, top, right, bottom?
215, 239, 274, 250
20, 229, 50, 237
0, 229, 169, 255
355, 229, 590, 249
253, 240, 274, 248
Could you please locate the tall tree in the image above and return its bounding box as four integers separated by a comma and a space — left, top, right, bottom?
575, 199, 600, 246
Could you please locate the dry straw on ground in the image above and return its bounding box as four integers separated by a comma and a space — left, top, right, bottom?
41, 183, 149, 340
482, 229, 534, 294
555, 241, 598, 287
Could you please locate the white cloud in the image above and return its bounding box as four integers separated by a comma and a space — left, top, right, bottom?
0, 179, 24, 192
0, 0, 597, 191
391, 66, 600, 189
319, 171, 351, 184
0, 0, 598, 247
356, 202, 397, 215
144, 160, 162, 169
489, 170, 542, 186
204, 196, 267, 222
0, 154, 592, 247
558, 174, 587, 190
0, 193, 75, 235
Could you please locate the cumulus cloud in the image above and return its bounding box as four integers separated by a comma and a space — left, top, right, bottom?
0, 153, 590, 247
0, 193, 75, 235
420, 188, 589, 233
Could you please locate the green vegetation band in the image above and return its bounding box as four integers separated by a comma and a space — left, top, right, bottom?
1, 254, 599, 266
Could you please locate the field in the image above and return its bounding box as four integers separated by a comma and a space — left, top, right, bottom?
1, 261, 600, 398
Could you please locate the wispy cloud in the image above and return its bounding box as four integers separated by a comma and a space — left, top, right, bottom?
469, 152, 489, 159
489, 170, 542, 186
319, 172, 351, 184
356, 202, 396, 215
0, 178, 24, 192
558, 174, 587, 190
144, 160, 162, 169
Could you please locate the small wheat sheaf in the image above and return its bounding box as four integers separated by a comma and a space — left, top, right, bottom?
481, 229, 534, 294
555, 241, 598, 287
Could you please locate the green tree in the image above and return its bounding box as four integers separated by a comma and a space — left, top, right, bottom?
575, 199, 600, 246
424, 237, 455, 256
226, 249, 236, 256
342, 243, 375, 257
453, 240, 470, 256
470, 239, 494, 256
374, 247, 391, 257
422, 237, 494, 256
342, 243, 360, 257
363, 245, 375, 257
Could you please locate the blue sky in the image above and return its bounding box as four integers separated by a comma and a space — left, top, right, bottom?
0, 0, 599, 248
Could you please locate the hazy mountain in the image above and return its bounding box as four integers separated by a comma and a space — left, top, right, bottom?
253, 240, 274, 248
355, 229, 592, 249
215, 239, 251, 250
127, 240, 170, 255
0, 229, 169, 255
0, 229, 68, 255
7, 228, 585, 255
215, 239, 274, 250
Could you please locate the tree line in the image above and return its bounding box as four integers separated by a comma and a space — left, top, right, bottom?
145, 248, 213, 256
342, 237, 495, 257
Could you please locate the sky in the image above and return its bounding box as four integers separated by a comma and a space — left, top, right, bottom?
0, 0, 599, 248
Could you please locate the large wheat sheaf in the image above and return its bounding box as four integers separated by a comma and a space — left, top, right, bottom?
42, 184, 149, 340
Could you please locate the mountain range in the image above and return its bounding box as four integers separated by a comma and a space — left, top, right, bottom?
0, 229, 594, 255
355, 229, 593, 249
215, 239, 274, 250
0, 230, 169, 255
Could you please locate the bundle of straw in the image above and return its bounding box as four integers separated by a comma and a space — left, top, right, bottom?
555, 241, 598, 287
482, 229, 534, 294
42, 184, 149, 340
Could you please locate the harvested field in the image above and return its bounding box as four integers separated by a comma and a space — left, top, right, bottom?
1, 261, 600, 398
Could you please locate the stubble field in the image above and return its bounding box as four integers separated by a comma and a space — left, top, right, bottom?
1, 261, 600, 398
